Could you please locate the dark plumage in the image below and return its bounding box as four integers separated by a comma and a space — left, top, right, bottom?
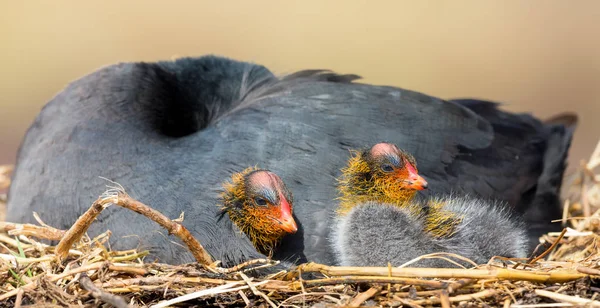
7, 55, 575, 265
331, 196, 528, 267
449, 99, 577, 247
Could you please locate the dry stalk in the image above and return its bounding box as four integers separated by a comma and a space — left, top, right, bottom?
291, 276, 449, 289
150, 281, 269, 308
297, 263, 587, 283
446, 278, 475, 293
523, 228, 568, 267
348, 286, 380, 307
55, 195, 112, 260
238, 272, 278, 308
439, 289, 451, 308
14, 289, 23, 308
576, 265, 600, 276
79, 273, 133, 308
108, 192, 214, 266
535, 289, 600, 306
1, 222, 66, 241
214, 258, 280, 274
392, 296, 425, 308
412, 287, 527, 306
99, 276, 227, 288
0, 165, 13, 190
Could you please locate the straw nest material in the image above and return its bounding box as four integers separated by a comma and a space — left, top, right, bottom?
1, 141, 600, 308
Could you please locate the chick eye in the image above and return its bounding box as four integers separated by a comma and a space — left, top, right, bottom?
381, 164, 394, 172
254, 197, 268, 207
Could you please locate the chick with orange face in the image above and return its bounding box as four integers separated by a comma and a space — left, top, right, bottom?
336, 142, 460, 236
337, 143, 427, 213
220, 167, 298, 257
331, 143, 529, 268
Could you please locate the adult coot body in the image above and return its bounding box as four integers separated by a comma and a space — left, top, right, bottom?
7, 55, 575, 266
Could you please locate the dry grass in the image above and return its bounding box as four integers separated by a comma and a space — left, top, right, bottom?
0, 165, 12, 222
1, 140, 599, 307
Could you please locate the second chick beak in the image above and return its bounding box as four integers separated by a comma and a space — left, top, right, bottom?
403, 162, 429, 191
278, 196, 298, 233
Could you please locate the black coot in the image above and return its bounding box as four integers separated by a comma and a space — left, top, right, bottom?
7, 55, 575, 265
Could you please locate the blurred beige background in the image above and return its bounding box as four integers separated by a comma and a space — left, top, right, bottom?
1, 1, 598, 174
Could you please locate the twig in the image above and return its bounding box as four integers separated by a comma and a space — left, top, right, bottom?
216, 258, 279, 273
439, 289, 451, 308
511, 304, 575, 307
348, 286, 380, 307
101, 276, 221, 288
279, 292, 344, 306
413, 288, 509, 305
239, 272, 278, 308
446, 278, 475, 293
296, 263, 587, 283
102, 276, 288, 292
150, 281, 270, 308
0, 253, 55, 266
106, 265, 148, 276
0, 281, 37, 302
526, 228, 567, 266
33, 212, 54, 229
238, 290, 250, 306
109, 192, 214, 266
291, 276, 449, 289
392, 297, 424, 308
503, 284, 519, 304
535, 289, 600, 306
79, 273, 133, 308
586, 139, 600, 170
55, 190, 214, 266
14, 289, 23, 308
1, 222, 66, 241
576, 265, 600, 276
55, 195, 112, 260
581, 161, 591, 218
399, 252, 477, 268
562, 199, 570, 227
394, 289, 474, 298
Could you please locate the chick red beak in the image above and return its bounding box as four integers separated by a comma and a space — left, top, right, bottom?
278, 194, 298, 233
403, 162, 428, 191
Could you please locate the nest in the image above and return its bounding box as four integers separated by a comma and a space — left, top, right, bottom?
1, 141, 600, 308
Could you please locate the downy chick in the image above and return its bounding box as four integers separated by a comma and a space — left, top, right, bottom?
331, 143, 528, 267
